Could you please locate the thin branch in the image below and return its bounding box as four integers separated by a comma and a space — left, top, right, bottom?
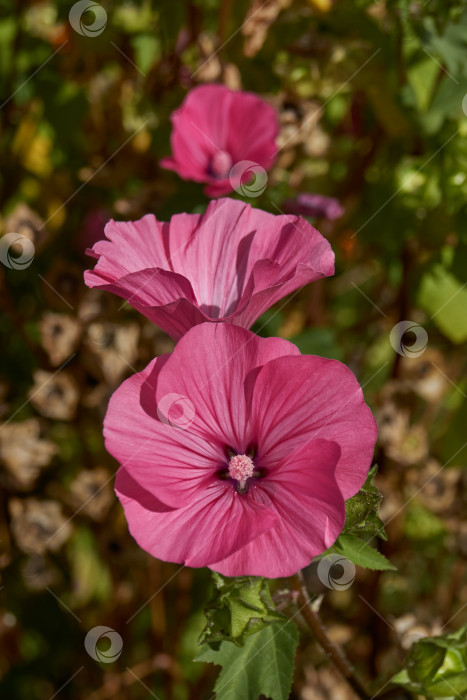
290, 571, 371, 700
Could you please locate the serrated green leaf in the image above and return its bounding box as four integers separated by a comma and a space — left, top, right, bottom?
334, 534, 396, 571
343, 465, 387, 541
199, 574, 286, 647
195, 621, 299, 700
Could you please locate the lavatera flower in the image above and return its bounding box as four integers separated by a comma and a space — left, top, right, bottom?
84, 198, 334, 341
160, 84, 278, 196
106, 323, 377, 578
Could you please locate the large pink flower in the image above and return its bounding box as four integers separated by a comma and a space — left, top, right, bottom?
105, 323, 377, 578
84, 198, 334, 341
160, 84, 278, 196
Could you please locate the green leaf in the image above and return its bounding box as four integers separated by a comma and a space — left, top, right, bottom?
426, 671, 467, 697
343, 465, 387, 541
131, 35, 161, 74
195, 621, 299, 700
423, 14, 467, 78
407, 55, 439, 112
419, 265, 467, 344
290, 328, 344, 361
199, 574, 286, 648
334, 534, 396, 572
407, 640, 446, 683
392, 625, 467, 699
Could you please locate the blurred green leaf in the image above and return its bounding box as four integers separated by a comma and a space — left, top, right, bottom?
419, 264, 467, 343
67, 528, 112, 607
406, 56, 439, 113
290, 328, 343, 361
393, 626, 467, 699
131, 35, 161, 74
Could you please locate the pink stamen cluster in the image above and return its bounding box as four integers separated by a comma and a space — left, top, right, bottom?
228, 454, 255, 489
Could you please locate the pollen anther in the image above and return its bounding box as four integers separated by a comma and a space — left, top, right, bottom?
228, 454, 255, 492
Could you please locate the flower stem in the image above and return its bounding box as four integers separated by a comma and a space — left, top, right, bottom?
290, 571, 371, 700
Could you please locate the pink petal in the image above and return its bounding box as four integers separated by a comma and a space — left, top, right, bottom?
167, 199, 334, 321
103, 355, 225, 508
115, 467, 278, 567
210, 439, 345, 577
250, 355, 378, 500
155, 323, 300, 449
226, 92, 278, 167
84, 199, 334, 339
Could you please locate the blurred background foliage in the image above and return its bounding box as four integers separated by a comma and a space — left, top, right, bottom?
0, 0, 466, 698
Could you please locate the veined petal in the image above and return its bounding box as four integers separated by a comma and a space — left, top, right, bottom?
115, 467, 278, 567
210, 439, 345, 578
251, 355, 378, 499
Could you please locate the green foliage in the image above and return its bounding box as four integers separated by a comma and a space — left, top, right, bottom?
67, 528, 112, 607
419, 264, 467, 344
334, 534, 396, 572
392, 625, 467, 698
195, 621, 299, 700
328, 467, 395, 572
199, 573, 286, 648
343, 465, 387, 541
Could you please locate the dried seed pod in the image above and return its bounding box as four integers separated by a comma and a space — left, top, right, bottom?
68, 467, 113, 521
9, 498, 72, 554
28, 370, 79, 421
39, 312, 81, 366
85, 321, 139, 385
0, 418, 58, 489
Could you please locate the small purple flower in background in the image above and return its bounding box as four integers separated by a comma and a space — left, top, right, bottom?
283, 193, 344, 221
84, 198, 334, 341
160, 84, 279, 197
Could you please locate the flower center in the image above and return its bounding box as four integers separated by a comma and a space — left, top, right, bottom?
228, 454, 255, 493
210, 150, 232, 179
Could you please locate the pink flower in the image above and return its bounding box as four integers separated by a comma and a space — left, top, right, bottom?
283, 194, 344, 221
160, 84, 278, 196
84, 198, 334, 341
106, 323, 377, 578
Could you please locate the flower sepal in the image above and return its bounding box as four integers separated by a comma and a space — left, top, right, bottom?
198, 572, 286, 649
